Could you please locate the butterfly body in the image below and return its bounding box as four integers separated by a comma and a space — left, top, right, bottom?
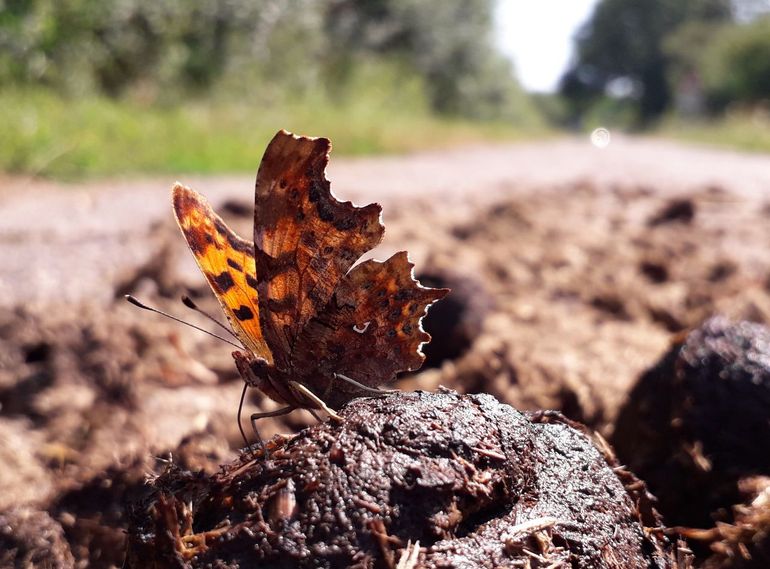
231, 351, 291, 406
173, 130, 448, 417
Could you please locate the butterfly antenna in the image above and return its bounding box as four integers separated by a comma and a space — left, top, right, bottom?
124, 295, 242, 349
180, 295, 240, 341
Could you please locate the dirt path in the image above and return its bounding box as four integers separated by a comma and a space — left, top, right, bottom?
1, 135, 768, 307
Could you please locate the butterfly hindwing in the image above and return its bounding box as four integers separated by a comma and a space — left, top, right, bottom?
253, 130, 384, 368
293, 251, 449, 408
172, 183, 273, 363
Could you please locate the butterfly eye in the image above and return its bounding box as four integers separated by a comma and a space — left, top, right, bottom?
353, 321, 371, 334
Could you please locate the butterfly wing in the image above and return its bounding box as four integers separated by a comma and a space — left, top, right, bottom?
253, 130, 384, 368
292, 251, 449, 408
172, 183, 273, 363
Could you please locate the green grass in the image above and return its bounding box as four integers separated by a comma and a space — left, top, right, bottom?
657, 112, 770, 154
0, 82, 543, 179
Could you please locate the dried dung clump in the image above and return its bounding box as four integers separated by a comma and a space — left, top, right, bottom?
127, 391, 684, 568
613, 317, 770, 529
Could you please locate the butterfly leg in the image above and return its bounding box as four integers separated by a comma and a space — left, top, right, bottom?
289, 381, 342, 423
333, 373, 398, 396
247, 405, 295, 459
306, 407, 326, 423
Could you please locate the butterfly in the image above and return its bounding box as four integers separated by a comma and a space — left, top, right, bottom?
172, 130, 448, 445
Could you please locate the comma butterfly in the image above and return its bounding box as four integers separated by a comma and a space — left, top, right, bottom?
172, 130, 448, 440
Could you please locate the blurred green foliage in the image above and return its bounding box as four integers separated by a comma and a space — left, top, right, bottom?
0, 0, 326, 98
324, 0, 534, 122
0, 0, 543, 177
0, 0, 533, 120
662, 19, 725, 95
699, 16, 770, 108
659, 111, 770, 153
658, 14, 770, 153
0, 61, 537, 178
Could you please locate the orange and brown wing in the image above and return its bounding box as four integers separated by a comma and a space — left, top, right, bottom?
292, 251, 449, 408
172, 183, 272, 363
253, 130, 384, 367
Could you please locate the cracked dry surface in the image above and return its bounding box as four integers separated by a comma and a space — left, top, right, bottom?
127, 392, 680, 568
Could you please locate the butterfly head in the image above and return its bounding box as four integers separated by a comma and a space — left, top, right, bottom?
232, 350, 295, 406
232, 351, 270, 388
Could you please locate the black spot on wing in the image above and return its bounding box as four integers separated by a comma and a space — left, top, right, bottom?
307, 289, 324, 305
309, 183, 322, 203
301, 232, 317, 248
256, 250, 296, 275
268, 295, 297, 314
394, 289, 412, 301
246, 274, 258, 291
234, 305, 254, 321
317, 200, 335, 222
211, 271, 235, 293
187, 238, 205, 255
227, 258, 242, 271
182, 227, 209, 255
212, 218, 252, 255
227, 235, 252, 254
213, 218, 228, 234
334, 217, 355, 231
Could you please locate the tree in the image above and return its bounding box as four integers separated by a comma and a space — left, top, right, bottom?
323, 0, 534, 120
700, 15, 770, 109
0, 0, 533, 120
560, 0, 732, 123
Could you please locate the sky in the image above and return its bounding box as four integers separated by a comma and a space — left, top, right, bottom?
495, 0, 600, 93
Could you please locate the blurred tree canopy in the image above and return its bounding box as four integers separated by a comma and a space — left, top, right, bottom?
324, 0, 531, 121
560, 0, 733, 124
698, 15, 770, 109
0, 0, 338, 97
0, 0, 530, 121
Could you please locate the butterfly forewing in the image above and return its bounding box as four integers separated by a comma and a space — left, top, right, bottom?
252, 130, 384, 368
172, 184, 273, 363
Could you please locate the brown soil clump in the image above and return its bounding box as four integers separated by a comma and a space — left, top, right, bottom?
126, 392, 684, 568
613, 317, 770, 532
